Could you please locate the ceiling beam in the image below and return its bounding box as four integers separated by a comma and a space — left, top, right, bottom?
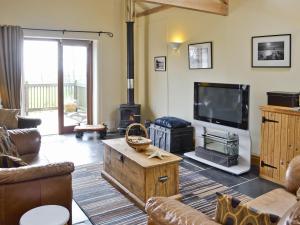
219, 0, 228, 5
135, 0, 228, 16
136, 5, 171, 17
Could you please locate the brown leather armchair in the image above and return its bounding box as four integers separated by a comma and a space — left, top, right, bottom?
0, 129, 75, 225
146, 155, 300, 225
17, 116, 42, 129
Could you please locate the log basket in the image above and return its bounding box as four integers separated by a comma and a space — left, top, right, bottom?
125, 123, 152, 152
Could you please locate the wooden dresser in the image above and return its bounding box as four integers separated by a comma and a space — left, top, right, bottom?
260, 105, 300, 185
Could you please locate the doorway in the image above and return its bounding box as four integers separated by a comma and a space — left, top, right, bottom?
23, 39, 93, 135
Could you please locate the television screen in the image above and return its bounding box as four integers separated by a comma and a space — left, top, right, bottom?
194, 82, 250, 130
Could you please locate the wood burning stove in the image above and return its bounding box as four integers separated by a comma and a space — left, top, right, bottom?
118, 0, 141, 134
119, 104, 141, 133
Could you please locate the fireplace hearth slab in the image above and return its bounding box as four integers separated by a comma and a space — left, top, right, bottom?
184, 151, 250, 175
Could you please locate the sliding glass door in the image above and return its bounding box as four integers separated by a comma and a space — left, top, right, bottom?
58, 40, 93, 134
23, 39, 93, 135
23, 39, 59, 135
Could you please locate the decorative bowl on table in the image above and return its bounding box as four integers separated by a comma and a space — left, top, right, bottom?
125, 123, 152, 152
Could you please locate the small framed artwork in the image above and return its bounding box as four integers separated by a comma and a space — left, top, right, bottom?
252, 34, 291, 68
154, 56, 166, 71
188, 42, 213, 69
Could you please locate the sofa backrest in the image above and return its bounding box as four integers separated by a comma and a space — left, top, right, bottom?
285, 155, 300, 195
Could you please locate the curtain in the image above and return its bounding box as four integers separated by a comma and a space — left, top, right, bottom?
0, 25, 23, 109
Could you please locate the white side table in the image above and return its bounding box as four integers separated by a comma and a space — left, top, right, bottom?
20, 205, 69, 225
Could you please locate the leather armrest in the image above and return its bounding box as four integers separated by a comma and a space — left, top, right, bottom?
285, 155, 300, 194
8, 128, 41, 156
0, 162, 74, 184
278, 201, 300, 225
145, 197, 220, 225
0, 166, 73, 225
18, 116, 41, 128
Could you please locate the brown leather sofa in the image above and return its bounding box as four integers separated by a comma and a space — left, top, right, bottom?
0, 129, 74, 225
146, 156, 300, 225
17, 116, 42, 129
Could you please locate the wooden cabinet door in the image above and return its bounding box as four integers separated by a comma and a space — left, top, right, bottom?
260, 111, 282, 181
294, 116, 300, 157
279, 114, 288, 183
287, 115, 296, 166
260, 107, 300, 185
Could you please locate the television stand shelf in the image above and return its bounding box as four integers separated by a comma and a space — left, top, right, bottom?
184, 120, 251, 175
185, 151, 250, 175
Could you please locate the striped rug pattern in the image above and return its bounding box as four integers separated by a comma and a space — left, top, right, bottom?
73, 160, 252, 225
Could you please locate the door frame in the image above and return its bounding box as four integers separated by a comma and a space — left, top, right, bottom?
58, 39, 93, 134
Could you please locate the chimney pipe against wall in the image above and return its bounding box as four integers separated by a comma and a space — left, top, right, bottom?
126, 0, 135, 105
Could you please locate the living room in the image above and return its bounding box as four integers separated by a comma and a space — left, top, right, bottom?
0, 0, 300, 225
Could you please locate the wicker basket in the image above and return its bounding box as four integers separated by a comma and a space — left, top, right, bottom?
125, 123, 152, 152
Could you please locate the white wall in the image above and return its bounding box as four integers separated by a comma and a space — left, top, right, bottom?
0, 0, 126, 130
136, 0, 300, 155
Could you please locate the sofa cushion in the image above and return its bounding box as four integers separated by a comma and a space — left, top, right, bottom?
0, 109, 20, 129
8, 129, 41, 156
215, 192, 280, 225
0, 127, 19, 157
246, 188, 297, 217
154, 117, 191, 129
285, 155, 300, 195
21, 153, 49, 166
278, 201, 300, 225
0, 155, 27, 168
146, 197, 219, 225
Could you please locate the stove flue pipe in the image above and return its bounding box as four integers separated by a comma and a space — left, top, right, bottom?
126, 0, 135, 105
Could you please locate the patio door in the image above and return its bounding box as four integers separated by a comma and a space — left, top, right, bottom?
58, 40, 93, 134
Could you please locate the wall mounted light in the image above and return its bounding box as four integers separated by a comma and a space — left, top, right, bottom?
168, 42, 182, 51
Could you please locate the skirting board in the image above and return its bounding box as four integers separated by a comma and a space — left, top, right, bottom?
251, 155, 260, 166
184, 151, 251, 175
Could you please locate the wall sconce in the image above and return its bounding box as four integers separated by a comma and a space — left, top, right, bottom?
169, 42, 182, 51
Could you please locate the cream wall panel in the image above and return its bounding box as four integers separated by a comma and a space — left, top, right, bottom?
137, 0, 300, 155
0, 0, 125, 130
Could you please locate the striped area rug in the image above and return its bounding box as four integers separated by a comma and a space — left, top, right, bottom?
72, 160, 252, 225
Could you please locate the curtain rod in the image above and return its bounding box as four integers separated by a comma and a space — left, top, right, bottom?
22, 27, 113, 37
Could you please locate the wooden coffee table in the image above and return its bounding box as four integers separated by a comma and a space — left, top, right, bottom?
101, 138, 182, 209
74, 124, 107, 139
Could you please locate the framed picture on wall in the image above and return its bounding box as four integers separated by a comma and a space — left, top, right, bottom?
188, 42, 213, 69
154, 56, 166, 71
252, 34, 291, 68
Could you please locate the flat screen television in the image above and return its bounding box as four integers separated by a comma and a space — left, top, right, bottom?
194, 82, 250, 130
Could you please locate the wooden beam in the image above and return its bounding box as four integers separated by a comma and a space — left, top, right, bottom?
219, 0, 228, 5
136, 5, 171, 17
135, 0, 228, 16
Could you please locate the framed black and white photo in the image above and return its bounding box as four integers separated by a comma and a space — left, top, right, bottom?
188, 42, 213, 69
252, 34, 291, 68
154, 56, 166, 71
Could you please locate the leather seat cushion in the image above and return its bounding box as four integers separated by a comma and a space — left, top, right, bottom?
146, 197, 219, 225
278, 201, 300, 225
21, 153, 49, 166
0, 155, 27, 168
246, 188, 297, 217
